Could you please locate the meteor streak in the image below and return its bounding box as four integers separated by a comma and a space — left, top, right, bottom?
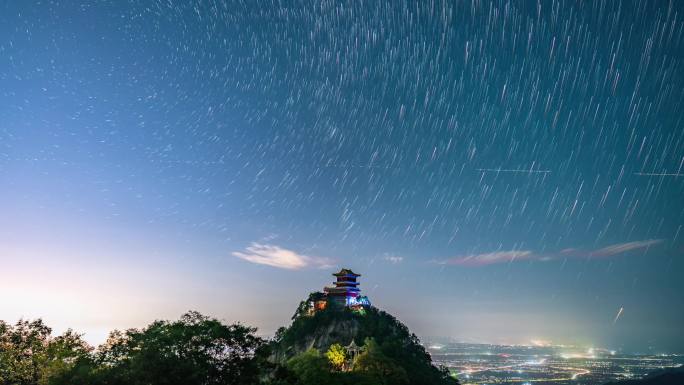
613, 307, 624, 324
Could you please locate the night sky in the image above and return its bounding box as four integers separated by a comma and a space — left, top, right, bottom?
1, 1, 683, 352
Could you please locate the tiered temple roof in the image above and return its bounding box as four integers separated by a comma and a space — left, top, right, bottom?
333, 269, 360, 277
325, 269, 361, 298
323, 269, 361, 306
307, 269, 371, 313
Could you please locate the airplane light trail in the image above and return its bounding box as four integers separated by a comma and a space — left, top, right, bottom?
476, 168, 551, 173
634, 172, 684, 177
323, 164, 396, 169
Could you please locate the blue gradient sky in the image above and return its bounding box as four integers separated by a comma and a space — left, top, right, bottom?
1, 1, 683, 352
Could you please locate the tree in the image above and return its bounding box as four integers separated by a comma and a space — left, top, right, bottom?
353, 338, 409, 385
0, 319, 92, 385
0, 319, 52, 384
291, 292, 325, 320
286, 349, 333, 385
49, 311, 268, 385
274, 327, 287, 342
325, 343, 346, 371
39, 329, 92, 384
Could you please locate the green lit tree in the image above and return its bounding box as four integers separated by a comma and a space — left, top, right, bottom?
325, 343, 346, 371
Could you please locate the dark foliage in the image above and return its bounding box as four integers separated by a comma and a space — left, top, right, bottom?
9, 312, 268, 385
0, 319, 91, 385
2, 305, 459, 385
272, 295, 459, 385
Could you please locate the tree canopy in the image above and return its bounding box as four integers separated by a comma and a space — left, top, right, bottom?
0, 319, 92, 385
1, 312, 268, 385
1, 308, 458, 385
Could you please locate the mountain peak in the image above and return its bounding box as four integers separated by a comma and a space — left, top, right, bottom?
268, 269, 459, 385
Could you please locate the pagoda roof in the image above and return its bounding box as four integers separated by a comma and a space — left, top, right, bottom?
324, 286, 360, 292
346, 339, 361, 352
333, 268, 360, 277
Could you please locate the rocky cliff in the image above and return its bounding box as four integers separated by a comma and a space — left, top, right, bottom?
269, 295, 458, 385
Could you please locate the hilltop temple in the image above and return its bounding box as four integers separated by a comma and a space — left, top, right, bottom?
309, 268, 371, 314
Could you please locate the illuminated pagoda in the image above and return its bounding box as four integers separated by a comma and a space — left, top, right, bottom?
323, 268, 371, 309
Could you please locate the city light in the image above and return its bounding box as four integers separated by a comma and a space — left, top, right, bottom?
428, 342, 683, 385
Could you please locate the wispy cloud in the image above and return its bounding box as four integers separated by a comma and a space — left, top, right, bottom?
232, 243, 334, 270
589, 239, 663, 257
443, 250, 533, 266
383, 255, 404, 264
440, 239, 663, 267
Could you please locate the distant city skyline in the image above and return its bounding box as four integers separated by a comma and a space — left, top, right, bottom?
427, 341, 684, 384
1, 1, 683, 353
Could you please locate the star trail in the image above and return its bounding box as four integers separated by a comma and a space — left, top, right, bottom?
1, 1, 683, 352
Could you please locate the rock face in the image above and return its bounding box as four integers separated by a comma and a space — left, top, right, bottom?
269, 295, 458, 385
271, 315, 362, 363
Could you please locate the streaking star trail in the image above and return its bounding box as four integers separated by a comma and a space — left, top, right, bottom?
1, 0, 683, 357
